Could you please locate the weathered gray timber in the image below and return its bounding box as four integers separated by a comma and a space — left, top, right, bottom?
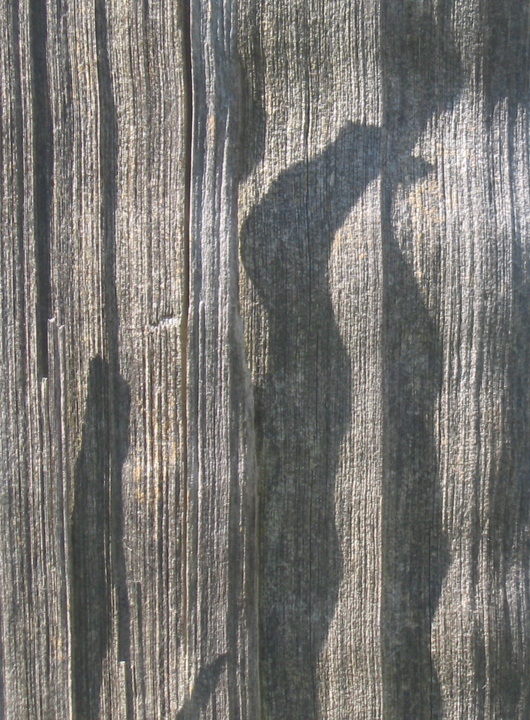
2, 0, 530, 718
186, 1, 259, 719
1, 0, 189, 716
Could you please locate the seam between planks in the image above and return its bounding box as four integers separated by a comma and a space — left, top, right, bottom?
180, 0, 193, 660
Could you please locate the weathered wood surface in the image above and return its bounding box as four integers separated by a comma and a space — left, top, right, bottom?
2, 0, 530, 718
1, 0, 189, 716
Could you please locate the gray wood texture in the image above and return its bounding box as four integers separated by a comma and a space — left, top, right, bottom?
2, 0, 530, 718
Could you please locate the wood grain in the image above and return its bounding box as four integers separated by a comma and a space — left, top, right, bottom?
239, 1, 530, 719
1, 0, 189, 716
2, 0, 530, 718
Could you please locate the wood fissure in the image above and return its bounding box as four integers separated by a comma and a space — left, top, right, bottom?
28, 0, 52, 379
179, 0, 193, 663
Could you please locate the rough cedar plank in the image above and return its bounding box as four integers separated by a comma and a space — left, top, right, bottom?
105, 1, 189, 716
429, 3, 530, 718
49, 0, 189, 717
46, 0, 130, 716
0, 0, 69, 717
0, 0, 31, 713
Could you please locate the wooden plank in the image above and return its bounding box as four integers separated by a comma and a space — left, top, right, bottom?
185, 1, 259, 718
239, 1, 530, 719
1, 0, 189, 716
105, 1, 189, 716
379, 3, 460, 717
0, 0, 70, 716
428, 3, 530, 718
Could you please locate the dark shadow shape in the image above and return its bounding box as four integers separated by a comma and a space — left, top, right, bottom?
175, 655, 228, 720
380, 2, 462, 718
380, 235, 449, 720
479, 0, 530, 122
71, 356, 131, 720
239, 3, 530, 718
240, 122, 380, 719
377, 2, 530, 717
71, 355, 111, 720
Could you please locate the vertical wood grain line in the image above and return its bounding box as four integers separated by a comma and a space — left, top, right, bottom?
28, 0, 52, 379
95, 0, 132, 716
179, 0, 193, 659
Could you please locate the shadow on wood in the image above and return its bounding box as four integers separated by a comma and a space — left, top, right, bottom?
380, 2, 461, 718
176, 655, 228, 720
241, 121, 380, 719
71, 355, 130, 719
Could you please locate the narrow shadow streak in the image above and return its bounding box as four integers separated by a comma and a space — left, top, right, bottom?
71, 356, 131, 720
95, 0, 134, 715
71, 2, 133, 716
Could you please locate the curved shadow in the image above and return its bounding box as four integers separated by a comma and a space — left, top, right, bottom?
479, 0, 530, 121
380, 2, 530, 717
379, 3, 463, 718
240, 123, 380, 719
240, 3, 530, 718
379, 236, 448, 720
